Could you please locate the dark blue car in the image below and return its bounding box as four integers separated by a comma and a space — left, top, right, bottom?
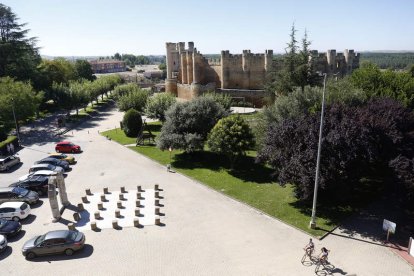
0, 219, 22, 237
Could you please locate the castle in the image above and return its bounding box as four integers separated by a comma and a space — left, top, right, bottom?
165, 42, 360, 106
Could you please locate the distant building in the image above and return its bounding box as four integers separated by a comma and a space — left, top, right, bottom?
89, 60, 126, 74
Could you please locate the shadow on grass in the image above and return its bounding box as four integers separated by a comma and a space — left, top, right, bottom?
172, 151, 274, 183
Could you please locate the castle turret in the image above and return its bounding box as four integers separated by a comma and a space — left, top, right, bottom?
265, 49, 273, 71
327, 49, 337, 74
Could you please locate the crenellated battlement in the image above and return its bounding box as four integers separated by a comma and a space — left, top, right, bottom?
165, 41, 360, 105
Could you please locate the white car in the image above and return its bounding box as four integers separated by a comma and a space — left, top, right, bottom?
19, 170, 59, 182
29, 163, 64, 174
0, 234, 7, 252
0, 202, 31, 221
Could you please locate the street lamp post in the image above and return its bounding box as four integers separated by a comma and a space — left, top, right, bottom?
309, 73, 327, 229
11, 98, 21, 145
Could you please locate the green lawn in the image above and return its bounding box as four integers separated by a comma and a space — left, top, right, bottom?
102, 122, 340, 237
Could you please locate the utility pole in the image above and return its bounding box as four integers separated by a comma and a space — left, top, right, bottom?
309, 73, 327, 229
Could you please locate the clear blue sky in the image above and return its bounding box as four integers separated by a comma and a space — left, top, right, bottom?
2, 0, 414, 56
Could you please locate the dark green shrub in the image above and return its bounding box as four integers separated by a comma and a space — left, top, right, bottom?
122, 109, 142, 137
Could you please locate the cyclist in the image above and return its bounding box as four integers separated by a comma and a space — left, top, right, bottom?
318, 247, 329, 264
303, 238, 315, 256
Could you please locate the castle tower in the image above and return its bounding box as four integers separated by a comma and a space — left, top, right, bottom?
265, 50, 273, 71
220, 50, 230, 89
165, 42, 181, 95
327, 49, 337, 74
180, 52, 188, 84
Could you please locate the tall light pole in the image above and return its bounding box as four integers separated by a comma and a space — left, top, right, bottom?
309, 73, 327, 229
11, 98, 21, 145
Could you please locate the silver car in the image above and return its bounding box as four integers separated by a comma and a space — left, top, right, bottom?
0, 156, 20, 172
22, 230, 85, 259
29, 164, 64, 174
0, 187, 39, 204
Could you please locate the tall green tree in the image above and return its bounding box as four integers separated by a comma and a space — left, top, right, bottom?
0, 4, 41, 81
0, 77, 42, 133
207, 115, 255, 168
74, 60, 95, 81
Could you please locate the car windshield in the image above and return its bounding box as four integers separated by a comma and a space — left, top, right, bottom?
67, 231, 78, 241
35, 234, 46, 245
12, 187, 29, 196
0, 219, 6, 229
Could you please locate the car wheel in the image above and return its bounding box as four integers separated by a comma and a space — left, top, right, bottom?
12, 216, 20, 222
5, 166, 9, 171
65, 248, 74, 256
26, 251, 36, 260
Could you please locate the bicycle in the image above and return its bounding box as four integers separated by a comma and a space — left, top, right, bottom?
301, 246, 316, 264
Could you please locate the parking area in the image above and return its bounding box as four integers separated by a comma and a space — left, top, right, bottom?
1, 108, 413, 276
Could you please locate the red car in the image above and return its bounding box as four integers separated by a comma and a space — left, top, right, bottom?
55, 141, 81, 153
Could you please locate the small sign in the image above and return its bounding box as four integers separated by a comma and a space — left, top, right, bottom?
383, 219, 396, 234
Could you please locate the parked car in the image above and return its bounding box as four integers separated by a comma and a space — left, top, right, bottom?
0, 218, 22, 237
19, 170, 59, 182
55, 141, 81, 153
22, 230, 85, 259
35, 158, 69, 171
0, 202, 31, 221
48, 153, 76, 164
0, 234, 7, 252
10, 175, 49, 196
0, 155, 20, 172
0, 187, 39, 204
29, 163, 64, 174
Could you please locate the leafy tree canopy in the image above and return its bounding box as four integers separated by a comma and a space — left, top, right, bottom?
145, 92, 176, 122
158, 97, 228, 152
207, 115, 255, 168
0, 4, 41, 81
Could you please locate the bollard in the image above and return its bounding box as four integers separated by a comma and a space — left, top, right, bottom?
112, 220, 119, 229
136, 192, 141, 199
119, 193, 125, 200
155, 217, 161, 225
135, 208, 140, 216
154, 184, 159, 191
155, 208, 160, 215
137, 185, 144, 192
120, 186, 126, 193
91, 221, 98, 231
133, 218, 140, 227
86, 188, 93, 196
155, 199, 159, 206
155, 191, 160, 198
100, 194, 106, 202
68, 222, 76, 231
103, 187, 109, 194
117, 201, 122, 208
136, 200, 140, 207
73, 212, 80, 221
94, 211, 100, 220
98, 202, 104, 210
115, 209, 121, 218
81, 196, 89, 204
77, 203, 84, 211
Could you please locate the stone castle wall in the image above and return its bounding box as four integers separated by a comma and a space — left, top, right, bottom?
166, 41, 360, 107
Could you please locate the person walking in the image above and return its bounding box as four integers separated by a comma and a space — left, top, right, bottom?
9, 143, 15, 154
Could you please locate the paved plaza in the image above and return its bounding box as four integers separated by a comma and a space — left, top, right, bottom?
0, 107, 413, 275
